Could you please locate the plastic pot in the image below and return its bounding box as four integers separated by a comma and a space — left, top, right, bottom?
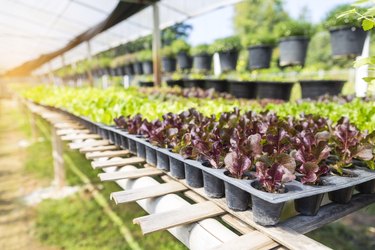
218, 50, 239, 71
162, 57, 176, 73
228, 80, 257, 99
356, 179, 375, 194
204, 79, 228, 92
142, 60, 153, 74
328, 186, 354, 204
156, 150, 169, 171
299, 80, 345, 99
329, 26, 367, 57
133, 62, 143, 75
184, 163, 204, 188
294, 193, 324, 216
120, 134, 129, 149
166, 79, 183, 87
279, 36, 309, 67
116, 66, 124, 76
202, 171, 225, 198
128, 137, 137, 154
182, 79, 205, 89
139, 81, 154, 87
124, 64, 134, 75
177, 52, 192, 70
224, 181, 250, 211
145, 146, 157, 166
256, 81, 293, 101
136, 141, 146, 159
248, 45, 273, 70
169, 157, 185, 179
252, 195, 285, 226
193, 53, 212, 71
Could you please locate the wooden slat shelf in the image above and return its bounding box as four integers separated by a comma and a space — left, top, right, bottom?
86, 149, 130, 160
80, 145, 119, 153
61, 133, 101, 141
69, 139, 110, 150
99, 168, 163, 181
92, 157, 145, 169
57, 129, 90, 136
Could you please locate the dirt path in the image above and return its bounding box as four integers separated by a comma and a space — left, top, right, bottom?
0, 99, 56, 250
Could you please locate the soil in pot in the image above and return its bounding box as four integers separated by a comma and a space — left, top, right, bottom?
299, 80, 345, 99
177, 52, 192, 70
204, 79, 228, 92
184, 163, 203, 188
182, 79, 206, 89
193, 54, 212, 71
166, 79, 183, 87
248, 45, 273, 70
133, 62, 143, 75
329, 26, 367, 57
202, 171, 225, 198
294, 193, 324, 216
224, 181, 250, 211
228, 80, 257, 99
169, 157, 185, 179
328, 186, 355, 204
219, 50, 239, 71
145, 146, 157, 166
279, 36, 309, 67
136, 142, 146, 159
356, 179, 375, 194
162, 57, 177, 73
139, 81, 154, 87
156, 150, 169, 171
256, 81, 293, 101
142, 60, 153, 74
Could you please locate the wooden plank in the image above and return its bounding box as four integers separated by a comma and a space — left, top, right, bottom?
111, 182, 187, 204
57, 129, 90, 136
282, 193, 375, 234
92, 157, 145, 169
69, 139, 110, 150
133, 201, 225, 235
86, 150, 130, 160
212, 231, 275, 250
220, 214, 254, 235
80, 145, 119, 153
98, 168, 163, 181
61, 133, 101, 141
54, 122, 84, 129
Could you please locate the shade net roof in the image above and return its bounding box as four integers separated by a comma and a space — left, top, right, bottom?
0, 0, 239, 76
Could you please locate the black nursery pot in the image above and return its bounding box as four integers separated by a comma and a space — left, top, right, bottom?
139, 81, 154, 87
299, 80, 345, 99
202, 171, 225, 198
177, 52, 192, 70
128, 137, 138, 154
124, 64, 135, 75
228, 80, 257, 99
294, 193, 324, 216
218, 50, 239, 71
169, 157, 185, 179
193, 53, 212, 71
184, 163, 203, 188
329, 26, 367, 57
166, 79, 183, 87
251, 195, 285, 226
204, 79, 228, 92
142, 60, 153, 74
145, 146, 157, 166
120, 134, 129, 149
328, 186, 354, 204
136, 141, 146, 159
182, 79, 206, 89
248, 45, 273, 70
224, 181, 250, 211
162, 57, 177, 73
356, 179, 375, 194
256, 81, 293, 101
279, 36, 309, 67
156, 150, 169, 171
133, 62, 143, 75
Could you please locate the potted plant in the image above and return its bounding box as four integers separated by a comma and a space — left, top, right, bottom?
356, 132, 375, 194
161, 46, 177, 73
210, 36, 242, 72
137, 50, 153, 74
253, 71, 295, 100
205, 74, 228, 93
123, 54, 135, 76
166, 72, 184, 88
276, 20, 314, 67
324, 5, 367, 57
243, 31, 276, 70
183, 73, 206, 89
228, 73, 257, 99
172, 39, 192, 70
139, 75, 154, 87
191, 44, 212, 71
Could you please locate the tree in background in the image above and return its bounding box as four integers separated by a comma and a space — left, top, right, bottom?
162, 23, 192, 46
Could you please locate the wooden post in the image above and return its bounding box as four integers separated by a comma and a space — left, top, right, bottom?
152, 3, 162, 86
52, 126, 65, 189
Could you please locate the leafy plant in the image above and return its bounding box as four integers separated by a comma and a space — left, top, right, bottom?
161, 46, 175, 58
191, 44, 211, 56
325, 4, 366, 29
275, 19, 314, 38
210, 36, 242, 53
243, 30, 276, 47
171, 39, 191, 54
137, 50, 153, 62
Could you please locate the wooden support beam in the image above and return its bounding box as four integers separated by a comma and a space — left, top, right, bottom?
61, 133, 101, 141
54, 122, 84, 129
133, 201, 225, 234
212, 231, 276, 250
111, 182, 187, 204
57, 129, 90, 136
92, 157, 144, 169
80, 145, 119, 153
69, 139, 110, 149
98, 168, 163, 181
86, 150, 130, 160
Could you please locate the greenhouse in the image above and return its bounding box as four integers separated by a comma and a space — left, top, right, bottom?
0, 0, 375, 250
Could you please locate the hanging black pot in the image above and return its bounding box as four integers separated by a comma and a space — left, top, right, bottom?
252, 195, 285, 226
169, 157, 185, 179
299, 80, 345, 99
193, 53, 212, 71
248, 45, 273, 70
124, 64, 135, 75
256, 81, 293, 101
279, 36, 309, 67
224, 181, 250, 211
116, 66, 124, 76
133, 62, 143, 75
202, 171, 225, 198
156, 150, 169, 171
228, 80, 257, 99
166, 79, 183, 87
142, 60, 153, 74
139, 81, 154, 87
356, 179, 375, 194
204, 79, 228, 92
182, 79, 206, 89
184, 163, 204, 188
145, 146, 157, 166
177, 52, 192, 70
294, 193, 324, 216
328, 186, 354, 204
329, 26, 367, 57
162, 57, 177, 73
218, 50, 239, 71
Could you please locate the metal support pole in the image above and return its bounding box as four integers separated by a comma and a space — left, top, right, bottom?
86, 40, 94, 87
52, 126, 65, 189
152, 3, 162, 86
